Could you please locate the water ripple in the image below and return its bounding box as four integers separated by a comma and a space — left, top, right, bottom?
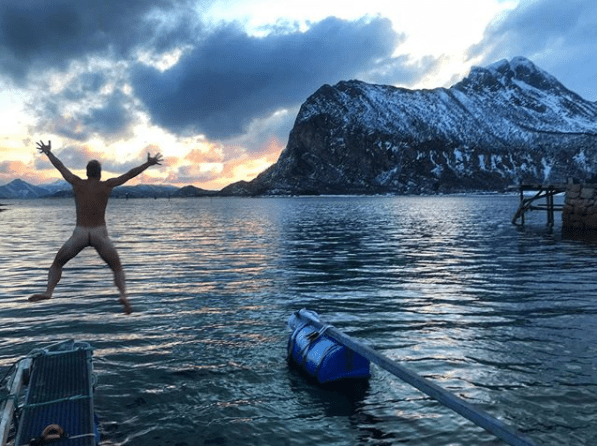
1, 196, 596, 445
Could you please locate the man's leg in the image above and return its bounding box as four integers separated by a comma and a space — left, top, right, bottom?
112, 268, 131, 314
92, 228, 132, 314
29, 230, 86, 302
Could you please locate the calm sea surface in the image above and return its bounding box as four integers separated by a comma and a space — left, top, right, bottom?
1, 195, 596, 446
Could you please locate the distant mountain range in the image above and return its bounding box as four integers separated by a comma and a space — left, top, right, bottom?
3, 56, 597, 199
0, 179, 71, 199
0, 178, 206, 200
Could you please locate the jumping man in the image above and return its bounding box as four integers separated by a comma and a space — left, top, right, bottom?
29, 140, 163, 314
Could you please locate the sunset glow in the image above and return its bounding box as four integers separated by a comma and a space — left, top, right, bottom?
0, 0, 594, 190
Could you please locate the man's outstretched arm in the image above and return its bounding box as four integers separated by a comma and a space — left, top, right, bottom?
37, 140, 79, 184
105, 153, 163, 188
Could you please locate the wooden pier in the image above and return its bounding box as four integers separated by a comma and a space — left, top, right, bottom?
511, 184, 566, 227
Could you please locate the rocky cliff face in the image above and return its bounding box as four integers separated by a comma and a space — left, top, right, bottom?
226, 57, 597, 195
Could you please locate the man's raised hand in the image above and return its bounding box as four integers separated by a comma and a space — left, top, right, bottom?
147, 152, 163, 166
37, 140, 51, 154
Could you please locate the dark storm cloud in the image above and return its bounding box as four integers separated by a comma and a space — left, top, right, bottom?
1, 1, 426, 143
35, 89, 134, 142
130, 16, 401, 139
82, 91, 132, 137
468, 0, 597, 100
0, 0, 198, 82
60, 72, 107, 101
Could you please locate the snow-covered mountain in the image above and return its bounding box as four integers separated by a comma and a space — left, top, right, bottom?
0, 179, 60, 199
42, 179, 71, 194
0, 179, 180, 199
225, 57, 597, 195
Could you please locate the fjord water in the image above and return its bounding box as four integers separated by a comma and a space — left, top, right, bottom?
1, 195, 595, 446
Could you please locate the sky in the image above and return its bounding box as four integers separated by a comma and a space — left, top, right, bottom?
0, 0, 595, 190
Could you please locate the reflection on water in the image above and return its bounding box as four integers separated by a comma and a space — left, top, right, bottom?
1, 196, 596, 445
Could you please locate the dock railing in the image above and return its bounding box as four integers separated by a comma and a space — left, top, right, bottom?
510, 183, 566, 227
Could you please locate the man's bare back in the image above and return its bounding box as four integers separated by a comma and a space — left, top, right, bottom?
29, 140, 163, 314
72, 178, 111, 227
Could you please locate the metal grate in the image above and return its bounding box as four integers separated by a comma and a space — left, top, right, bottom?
15, 348, 96, 446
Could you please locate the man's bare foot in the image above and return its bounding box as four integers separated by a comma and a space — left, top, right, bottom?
119, 297, 132, 314
29, 293, 51, 302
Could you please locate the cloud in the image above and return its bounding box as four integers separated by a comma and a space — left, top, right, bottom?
35, 144, 96, 171
221, 107, 297, 156
28, 55, 139, 141
32, 143, 163, 181
169, 163, 221, 185
130, 16, 401, 139
0, 160, 27, 175
82, 91, 134, 138
159, 129, 284, 187
185, 147, 224, 164
10, 4, 424, 147
0, 0, 199, 83
362, 54, 443, 87
468, 0, 597, 100
33, 89, 135, 142
0, 160, 41, 185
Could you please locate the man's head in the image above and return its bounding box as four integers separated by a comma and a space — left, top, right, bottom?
86, 160, 101, 179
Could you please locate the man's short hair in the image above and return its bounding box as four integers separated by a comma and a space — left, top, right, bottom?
86, 160, 101, 178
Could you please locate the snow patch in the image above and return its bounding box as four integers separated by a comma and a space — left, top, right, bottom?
541, 158, 552, 181
453, 149, 463, 162
574, 149, 587, 167
375, 167, 400, 185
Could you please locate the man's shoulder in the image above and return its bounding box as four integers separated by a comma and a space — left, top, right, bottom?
103, 177, 120, 188
73, 178, 111, 192
69, 176, 84, 186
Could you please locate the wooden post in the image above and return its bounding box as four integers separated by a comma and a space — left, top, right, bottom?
547, 188, 554, 227
519, 185, 525, 225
